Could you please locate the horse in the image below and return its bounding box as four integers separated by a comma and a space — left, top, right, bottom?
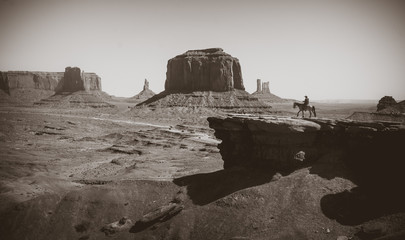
293, 102, 316, 118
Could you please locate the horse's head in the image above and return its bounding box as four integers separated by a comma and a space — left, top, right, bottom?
293, 102, 297, 108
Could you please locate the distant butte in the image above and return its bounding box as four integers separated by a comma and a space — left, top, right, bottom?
252, 79, 292, 103
165, 48, 244, 92
0, 67, 107, 106
127, 79, 156, 103
137, 48, 269, 110
35, 67, 114, 108
57, 67, 102, 93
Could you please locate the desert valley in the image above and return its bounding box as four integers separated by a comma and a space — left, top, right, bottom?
1, 48, 404, 240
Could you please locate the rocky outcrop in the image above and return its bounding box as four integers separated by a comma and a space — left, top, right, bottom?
208, 115, 405, 183
0, 68, 103, 103
165, 48, 244, 92
252, 79, 289, 103
0, 71, 64, 103
137, 89, 269, 110
348, 112, 405, 123
0, 71, 63, 93
377, 96, 397, 112
137, 48, 269, 110
35, 91, 114, 108
57, 67, 101, 93
143, 79, 149, 91
128, 79, 156, 103
376, 96, 405, 114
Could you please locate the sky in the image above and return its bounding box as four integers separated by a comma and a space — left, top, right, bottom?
1, 0, 405, 100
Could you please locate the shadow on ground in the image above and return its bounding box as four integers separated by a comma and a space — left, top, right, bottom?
309, 147, 405, 227
173, 167, 296, 206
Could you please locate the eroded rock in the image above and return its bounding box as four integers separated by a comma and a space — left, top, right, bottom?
208, 116, 405, 179
101, 216, 133, 236
57, 67, 101, 93
131, 203, 184, 233
165, 48, 244, 92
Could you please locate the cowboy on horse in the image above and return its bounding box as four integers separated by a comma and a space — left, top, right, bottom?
293, 95, 316, 118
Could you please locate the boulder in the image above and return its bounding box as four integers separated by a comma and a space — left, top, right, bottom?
164, 48, 244, 92
131, 202, 184, 232
101, 216, 133, 236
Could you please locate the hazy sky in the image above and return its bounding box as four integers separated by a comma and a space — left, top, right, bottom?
1, 0, 405, 100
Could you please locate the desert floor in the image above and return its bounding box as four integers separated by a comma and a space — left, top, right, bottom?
1, 101, 403, 240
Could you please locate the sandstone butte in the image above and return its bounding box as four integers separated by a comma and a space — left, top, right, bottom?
0, 67, 102, 103
208, 115, 405, 190
251, 79, 290, 103
137, 48, 269, 109
165, 48, 244, 92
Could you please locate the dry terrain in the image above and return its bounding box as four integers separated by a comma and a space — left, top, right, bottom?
1, 100, 403, 240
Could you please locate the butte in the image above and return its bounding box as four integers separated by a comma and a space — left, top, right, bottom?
35, 67, 114, 108
136, 48, 270, 110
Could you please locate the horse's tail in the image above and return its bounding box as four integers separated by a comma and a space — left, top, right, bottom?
312, 106, 316, 117
293, 102, 296, 108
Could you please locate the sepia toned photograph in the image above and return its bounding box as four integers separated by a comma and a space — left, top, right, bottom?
0, 0, 404, 239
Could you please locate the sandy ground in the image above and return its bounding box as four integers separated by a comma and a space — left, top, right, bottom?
1, 101, 403, 240
0, 104, 222, 208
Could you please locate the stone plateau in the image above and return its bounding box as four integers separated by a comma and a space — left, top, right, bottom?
208, 115, 405, 189
165, 48, 244, 92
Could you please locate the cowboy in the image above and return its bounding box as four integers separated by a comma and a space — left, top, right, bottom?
303, 96, 309, 106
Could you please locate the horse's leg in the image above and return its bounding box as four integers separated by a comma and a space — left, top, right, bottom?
297, 110, 300, 117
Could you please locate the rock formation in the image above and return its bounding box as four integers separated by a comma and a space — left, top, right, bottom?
376, 96, 405, 114
57, 67, 102, 93
256, 79, 262, 93
0, 67, 103, 104
34, 67, 112, 108
377, 96, 397, 112
252, 79, 290, 103
208, 115, 404, 178
165, 48, 244, 92
137, 48, 269, 110
143, 78, 149, 91
0, 71, 64, 103
128, 79, 156, 103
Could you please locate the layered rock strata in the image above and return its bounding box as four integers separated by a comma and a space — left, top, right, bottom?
165, 48, 244, 92
0, 68, 102, 103
57, 67, 101, 93
137, 48, 269, 109
208, 115, 405, 187
0, 71, 63, 102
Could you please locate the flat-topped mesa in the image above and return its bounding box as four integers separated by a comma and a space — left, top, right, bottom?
0, 71, 63, 93
208, 116, 405, 187
165, 48, 245, 92
57, 67, 101, 93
